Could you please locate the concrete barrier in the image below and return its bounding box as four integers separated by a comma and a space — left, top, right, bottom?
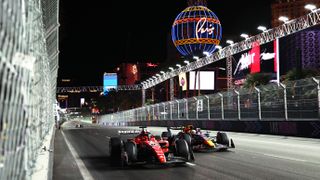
125, 120, 320, 138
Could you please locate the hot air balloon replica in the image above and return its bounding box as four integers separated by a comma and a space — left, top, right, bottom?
172, 0, 222, 57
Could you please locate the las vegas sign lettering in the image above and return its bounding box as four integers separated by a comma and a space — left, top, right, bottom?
196, 17, 215, 40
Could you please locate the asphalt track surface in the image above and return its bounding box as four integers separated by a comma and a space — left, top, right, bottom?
53, 121, 320, 180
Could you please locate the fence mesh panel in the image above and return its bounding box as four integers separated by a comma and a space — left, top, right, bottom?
0, 0, 59, 179
99, 77, 320, 125
286, 78, 318, 119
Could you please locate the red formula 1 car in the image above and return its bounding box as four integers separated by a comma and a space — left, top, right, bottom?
109, 127, 194, 166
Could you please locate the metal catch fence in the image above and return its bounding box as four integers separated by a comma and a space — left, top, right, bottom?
99, 77, 320, 125
0, 0, 59, 179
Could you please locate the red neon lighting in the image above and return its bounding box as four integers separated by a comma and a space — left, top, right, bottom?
174, 17, 220, 26
274, 40, 277, 72
146, 63, 158, 67
250, 42, 260, 73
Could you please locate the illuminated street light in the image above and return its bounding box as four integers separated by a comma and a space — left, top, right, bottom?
169, 67, 174, 71
156, 74, 161, 77
203, 51, 211, 57
257, 26, 267, 32
160, 71, 165, 74
184, 60, 190, 65
152, 77, 157, 82
218, 67, 226, 71
216, 45, 222, 50
305, 4, 317, 12
193, 56, 200, 61
279, 16, 289, 23
226, 40, 234, 45
176, 64, 182, 68
240, 33, 249, 39
152, 76, 157, 79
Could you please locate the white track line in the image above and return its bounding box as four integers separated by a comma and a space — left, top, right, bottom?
61, 131, 94, 180
186, 162, 196, 166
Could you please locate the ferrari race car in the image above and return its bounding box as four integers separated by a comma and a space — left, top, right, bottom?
161, 125, 235, 152
109, 126, 194, 166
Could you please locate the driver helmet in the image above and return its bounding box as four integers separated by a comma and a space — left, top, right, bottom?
140, 129, 151, 138
196, 128, 201, 134
187, 125, 194, 130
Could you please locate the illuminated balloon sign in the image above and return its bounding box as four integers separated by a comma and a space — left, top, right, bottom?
172, 6, 222, 57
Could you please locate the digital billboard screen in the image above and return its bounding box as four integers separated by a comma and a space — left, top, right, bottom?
233, 40, 278, 85
103, 73, 117, 95
189, 71, 215, 90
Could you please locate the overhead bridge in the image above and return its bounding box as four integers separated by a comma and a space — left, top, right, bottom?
56, 85, 142, 93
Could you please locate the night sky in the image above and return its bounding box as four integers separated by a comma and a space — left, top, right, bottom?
58, 0, 275, 86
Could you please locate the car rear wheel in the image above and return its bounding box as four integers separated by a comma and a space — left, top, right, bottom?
181, 133, 192, 146
175, 139, 189, 160
110, 137, 122, 160
124, 141, 137, 163
216, 132, 229, 146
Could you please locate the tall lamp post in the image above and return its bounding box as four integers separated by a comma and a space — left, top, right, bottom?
226, 40, 234, 91
193, 56, 201, 96
305, 4, 317, 12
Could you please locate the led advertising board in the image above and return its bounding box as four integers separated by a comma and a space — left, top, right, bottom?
179, 72, 187, 91
233, 40, 278, 85
189, 71, 215, 90
103, 73, 117, 95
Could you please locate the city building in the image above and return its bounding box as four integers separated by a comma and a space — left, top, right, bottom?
56, 78, 101, 109
115, 62, 160, 85
115, 63, 140, 85
271, 0, 320, 27
272, 0, 320, 72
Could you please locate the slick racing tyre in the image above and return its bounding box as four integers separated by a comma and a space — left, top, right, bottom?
110, 137, 122, 160
216, 132, 229, 146
181, 133, 192, 146
175, 139, 189, 160
124, 141, 137, 162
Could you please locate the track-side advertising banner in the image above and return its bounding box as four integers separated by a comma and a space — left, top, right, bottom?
179, 72, 187, 91
103, 73, 118, 95
233, 40, 278, 85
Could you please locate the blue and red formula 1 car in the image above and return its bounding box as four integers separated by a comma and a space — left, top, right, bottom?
109, 126, 194, 166
161, 125, 235, 152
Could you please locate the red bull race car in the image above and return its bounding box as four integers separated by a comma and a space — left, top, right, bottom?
162, 125, 235, 152
109, 126, 194, 166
